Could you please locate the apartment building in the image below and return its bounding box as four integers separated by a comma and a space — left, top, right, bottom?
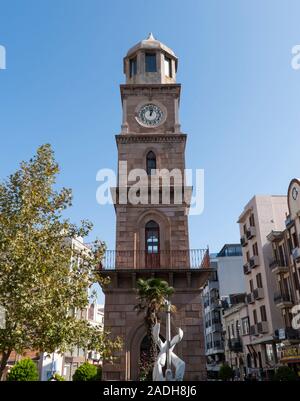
222, 300, 250, 379
267, 178, 300, 374
238, 195, 287, 378
203, 244, 244, 379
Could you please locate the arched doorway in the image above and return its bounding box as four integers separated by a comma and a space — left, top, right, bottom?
145, 220, 160, 268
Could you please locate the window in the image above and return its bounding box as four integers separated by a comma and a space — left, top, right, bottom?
242, 317, 250, 335
246, 251, 250, 262
294, 271, 300, 291
249, 279, 254, 293
236, 320, 241, 338
129, 57, 137, 77
249, 213, 255, 227
145, 220, 159, 254
164, 56, 172, 77
256, 273, 263, 289
252, 242, 258, 256
279, 244, 286, 266
145, 53, 157, 72
243, 224, 247, 235
145, 220, 160, 268
287, 236, 293, 254
231, 322, 235, 338
253, 309, 258, 324
146, 151, 156, 175
260, 305, 267, 322
292, 231, 298, 248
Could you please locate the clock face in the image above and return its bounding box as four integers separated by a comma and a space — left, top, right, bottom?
137, 104, 164, 127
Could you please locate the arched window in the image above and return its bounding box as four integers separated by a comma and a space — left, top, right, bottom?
145, 220, 160, 268
146, 151, 156, 175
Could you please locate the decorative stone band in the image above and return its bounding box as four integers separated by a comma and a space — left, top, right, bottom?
116, 134, 187, 144
120, 83, 181, 97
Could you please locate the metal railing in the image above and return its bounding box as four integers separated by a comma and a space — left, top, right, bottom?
274, 291, 293, 304
99, 248, 210, 270
228, 338, 243, 353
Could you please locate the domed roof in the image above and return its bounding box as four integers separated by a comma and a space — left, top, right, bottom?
126, 33, 177, 59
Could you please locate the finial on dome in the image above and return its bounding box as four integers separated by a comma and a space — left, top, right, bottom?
147, 32, 155, 40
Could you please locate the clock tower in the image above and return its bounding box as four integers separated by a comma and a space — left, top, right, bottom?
101, 34, 212, 381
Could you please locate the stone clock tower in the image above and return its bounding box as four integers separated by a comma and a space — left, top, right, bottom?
101, 34, 212, 381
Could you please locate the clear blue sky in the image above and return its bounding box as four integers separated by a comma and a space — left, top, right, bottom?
1, 1, 300, 280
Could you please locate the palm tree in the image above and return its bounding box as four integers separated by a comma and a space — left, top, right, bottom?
135, 277, 175, 379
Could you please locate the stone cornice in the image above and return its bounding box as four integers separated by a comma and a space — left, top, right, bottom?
120, 83, 181, 98
116, 133, 187, 144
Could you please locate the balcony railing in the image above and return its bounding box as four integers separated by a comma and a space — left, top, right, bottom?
274, 291, 293, 306
240, 235, 248, 247
99, 248, 210, 270
250, 325, 258, 336
243, 262, 251, 275
228, 338, 243, 353
257, 321, 269, 334
269, 259, 289, 274
246, 293, 255, 304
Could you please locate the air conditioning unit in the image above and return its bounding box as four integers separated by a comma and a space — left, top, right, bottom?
253, 288, 264, 300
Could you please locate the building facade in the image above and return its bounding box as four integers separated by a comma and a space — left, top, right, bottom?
101, 34, 212, 381
267, 178, 300, 373
238, 195, 288, 378
203, 244, 244, 378
222, 301, 250, 380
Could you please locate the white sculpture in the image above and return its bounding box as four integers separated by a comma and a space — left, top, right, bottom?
152, 300, 185, 381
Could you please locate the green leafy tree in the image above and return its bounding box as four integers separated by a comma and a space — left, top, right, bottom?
219, 364, 234, 381
7, 358, 39, 381
274, 366, 298, 381
134, 278, 175, 376
48, 372, 65, 381
0, 144, 122, 379
72, 362, 98, 381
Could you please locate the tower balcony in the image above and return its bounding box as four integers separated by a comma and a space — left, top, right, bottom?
99, 248, 210, 270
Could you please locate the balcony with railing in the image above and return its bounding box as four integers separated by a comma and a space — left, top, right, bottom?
228, 338, 243, 353
246, 293, 255, 304
99, 248, 210, 270
274, 291, 294, 308
243, 262, 251, 275
257, 321, 269, 334
269, 259, 289, 274
240, 235, 248, 247
250, 325, 258, 336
